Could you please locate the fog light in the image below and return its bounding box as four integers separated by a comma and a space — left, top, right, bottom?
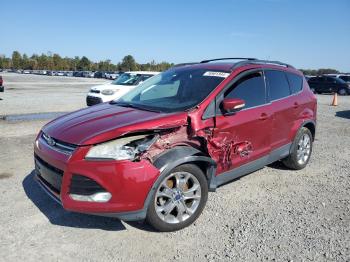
70, 192, 112, 202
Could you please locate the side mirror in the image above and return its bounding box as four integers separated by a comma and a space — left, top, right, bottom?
222, 98, 245, 114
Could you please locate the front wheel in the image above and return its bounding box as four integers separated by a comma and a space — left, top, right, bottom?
282, 127, 313, 170
146, 164, 208, 232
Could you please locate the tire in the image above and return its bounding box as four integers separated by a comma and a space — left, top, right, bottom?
146, 164, 208, 232
282, 127, 313, 170
338, 88, 348, 96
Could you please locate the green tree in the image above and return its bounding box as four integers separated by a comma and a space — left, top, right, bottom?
12, 51, 22, 69
53, 53, 63, 70
78, 56, 91, 70
120, 55, 138, 71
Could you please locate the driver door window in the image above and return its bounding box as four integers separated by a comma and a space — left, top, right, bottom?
224, 71, 266, 109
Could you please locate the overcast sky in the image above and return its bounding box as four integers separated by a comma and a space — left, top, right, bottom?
1, 0, 349, 71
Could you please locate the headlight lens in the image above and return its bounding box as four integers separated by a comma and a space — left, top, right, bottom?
101, 89, 115, 95
85, 134, 158, 160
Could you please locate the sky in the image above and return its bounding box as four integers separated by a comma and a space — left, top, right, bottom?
1, 0, 349, 71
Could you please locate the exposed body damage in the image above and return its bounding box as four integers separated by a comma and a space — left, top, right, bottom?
141, 114, 253, 175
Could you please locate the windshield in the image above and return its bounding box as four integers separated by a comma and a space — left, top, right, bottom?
112, 73, 153, 86
112, 67, 230, 113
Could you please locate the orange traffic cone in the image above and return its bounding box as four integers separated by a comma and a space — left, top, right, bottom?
331, 93, 338, 106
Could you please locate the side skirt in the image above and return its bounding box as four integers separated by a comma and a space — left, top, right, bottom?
209, 143, 291, 189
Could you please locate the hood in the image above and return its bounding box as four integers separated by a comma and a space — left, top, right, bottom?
42, 103, 188, 145
90, 83, 135, 91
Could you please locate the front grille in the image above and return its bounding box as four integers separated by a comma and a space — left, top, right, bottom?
35, 154, 63, 193
35, 154, 63, 175
41, 132, 77, 154
90, 89, 100, 94
69, 174, 107, 195
86, 96, 102, 106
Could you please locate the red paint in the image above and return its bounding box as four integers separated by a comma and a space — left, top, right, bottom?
34, 62, 317, 215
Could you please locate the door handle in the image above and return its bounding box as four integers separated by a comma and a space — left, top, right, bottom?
293, 102, 299, 109
259, 113, 269, 120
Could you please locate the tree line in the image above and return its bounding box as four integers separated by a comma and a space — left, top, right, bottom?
299, 68, 342, 76
0, 51, 344, 75
0, 51, 174, 72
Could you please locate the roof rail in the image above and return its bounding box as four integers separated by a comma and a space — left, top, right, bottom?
200, 57, 257, 63
231, 59, 295, 70
171, 62, 199, 68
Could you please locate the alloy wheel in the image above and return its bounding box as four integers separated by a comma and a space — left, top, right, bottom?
297, 133, 311, 165
155, 171, 201, 224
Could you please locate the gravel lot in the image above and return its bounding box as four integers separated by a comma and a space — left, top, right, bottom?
0, 73, 349, 261
0, 72, 109, 116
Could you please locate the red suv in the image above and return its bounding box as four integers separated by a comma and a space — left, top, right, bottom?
34, 58, 317, 231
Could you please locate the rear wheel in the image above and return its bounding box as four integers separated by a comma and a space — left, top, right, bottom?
338, 88, 348, 96
146, 164, 208, 232
282, 127, 313, 170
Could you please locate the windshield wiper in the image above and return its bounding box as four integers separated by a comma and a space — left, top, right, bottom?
110, 101, 162, 113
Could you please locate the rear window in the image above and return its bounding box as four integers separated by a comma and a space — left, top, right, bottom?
265, 70, 291, 101
286, 72, 303, 94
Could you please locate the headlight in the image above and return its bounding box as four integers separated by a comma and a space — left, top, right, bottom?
85, 134, 158, 160
101, 89, 115, 95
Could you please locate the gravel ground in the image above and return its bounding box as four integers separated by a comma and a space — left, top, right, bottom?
0, 72, 109, 115
0, 74, 349, 261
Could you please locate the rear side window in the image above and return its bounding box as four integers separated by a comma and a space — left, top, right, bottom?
265, 70, 291, 101
340, 76, 350, 82
225, 71, 266, 109
286, 72, 303, 94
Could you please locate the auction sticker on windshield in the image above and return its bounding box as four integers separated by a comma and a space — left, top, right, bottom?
203, 71, 230, 78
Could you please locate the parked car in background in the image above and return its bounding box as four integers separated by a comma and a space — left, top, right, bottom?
86, 71, 159, 106
93, 71, 105, 78
325, 74, 350, 84
64, 71, 73, 77
104, 71, 120, 80
73, 71, 82, 77
308, 75, 350, 95
34, 58, 317, 231
0, 75, 4, 92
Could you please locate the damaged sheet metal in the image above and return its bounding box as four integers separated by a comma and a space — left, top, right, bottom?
139, 113, 253, 175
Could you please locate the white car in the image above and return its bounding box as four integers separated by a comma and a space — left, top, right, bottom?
86, 71, 160, 106
104, 71, 120, 80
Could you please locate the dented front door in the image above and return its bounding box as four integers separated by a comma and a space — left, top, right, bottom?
207, 70, 272, 174
211, 105, 272, 174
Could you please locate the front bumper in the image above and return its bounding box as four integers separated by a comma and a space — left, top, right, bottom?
34, 134, 160, 220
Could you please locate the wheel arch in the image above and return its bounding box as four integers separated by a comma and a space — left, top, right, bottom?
141, 146, 217, 215
303, 121, 316, 141
290, 119, 316, 143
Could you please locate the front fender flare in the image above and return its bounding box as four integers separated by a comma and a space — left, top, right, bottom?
140, 146, 217, 217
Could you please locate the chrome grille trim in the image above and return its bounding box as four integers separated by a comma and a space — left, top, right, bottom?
41, 132, 77, 154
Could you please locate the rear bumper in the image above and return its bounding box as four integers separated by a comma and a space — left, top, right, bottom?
34, 136, 160, 220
